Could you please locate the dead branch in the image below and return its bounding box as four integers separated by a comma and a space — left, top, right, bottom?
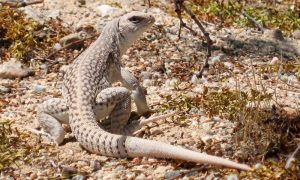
45, 34, 99, 60
0, 0, 44, 8
241, 10, 265, 32
174, 0, 212, 78
173, 1, 197, 38
144, 0, 151, 8
146, 0, 212, 77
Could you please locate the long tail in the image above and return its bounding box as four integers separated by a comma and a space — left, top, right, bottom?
69, 105, 250, 171
125, 136, 251, 171
71, 119, 251, 171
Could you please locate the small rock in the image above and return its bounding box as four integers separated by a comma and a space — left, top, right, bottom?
61, 165, 78, 174
0, 59, 34, 79
72, 175, 86, 180
29, 172, 38, 180
165, 78, 179, 87
97, 5, 119, 17
154, 165, 173, 178
263, 29, 284, 41
201, 135, 212, 144
140, 71, 152, 79
150, 128, 163, 136
59, 33, 84, 48
90, 160, 101, 171
209, 55, 223, 65
142, 79, 154, 87
33, 85, 46, 93
165, 171, 181, 179
270, 57, 280, 65
254, 163, 262, 170
235, 150, 248, 160
135, 173, 146, 180
53, 43, 62, 50
0, 85, 11, 94
227, 174, 239, 180
292, 29, 300, 39
144, 33, 156, 41
76, 0, 86, 6
224, 62, 234, 69
126, 172, 136, 180
191, 75, 202, 84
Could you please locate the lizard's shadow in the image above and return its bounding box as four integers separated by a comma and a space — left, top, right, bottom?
61, 136, 77, 145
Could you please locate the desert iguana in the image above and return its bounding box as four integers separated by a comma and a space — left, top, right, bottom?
37, 11, 251, 171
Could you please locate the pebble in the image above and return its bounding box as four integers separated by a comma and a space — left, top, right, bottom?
33, 85, 46, 93
254, 163, 263, 170
235, 150, 248, 160
61, 165, 78, 174
292, 29, 300, 39
53, 43, 62, 50
76, 0, 86, 6
144, 33, 156, 41
224, 62, 234, 69
135, 173, 146, 180
72, 175, 86, 180
140, 71, 152, 79
29, 172, 38, 180
0, 85, 11, 94
263, 29, 284, 41
165, 171, 181, 179
270, 57, 280, 65
165, 78, 179, 87
227, 174, 239, 180
154, 166, 173, 178
97, 5, 119, 17
209, 55, 223, 65
149, 128, 164, 136
59, 33, 84, 48
90, 160, 101, 171
142, 79, 154, 87
201, 134, 212, 144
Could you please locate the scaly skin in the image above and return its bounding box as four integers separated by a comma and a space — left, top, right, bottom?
38, 11, 251, 171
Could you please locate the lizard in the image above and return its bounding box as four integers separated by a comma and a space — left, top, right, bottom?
37, 11, 251, 171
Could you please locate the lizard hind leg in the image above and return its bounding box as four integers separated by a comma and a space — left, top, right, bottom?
37, 98, 69, 144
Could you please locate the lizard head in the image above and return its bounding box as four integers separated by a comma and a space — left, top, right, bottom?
118, 11, 155, 54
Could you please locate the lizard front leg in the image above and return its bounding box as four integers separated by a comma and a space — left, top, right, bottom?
119, 68, 151, 115
37, 98, 69, 144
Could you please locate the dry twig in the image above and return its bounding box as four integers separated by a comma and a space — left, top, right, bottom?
147, 0, 212, 78
45, 34, 99, 60
0, 0, 44, 8
241, 10, 265, 32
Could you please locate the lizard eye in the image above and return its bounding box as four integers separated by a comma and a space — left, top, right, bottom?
128, 16, 144, 24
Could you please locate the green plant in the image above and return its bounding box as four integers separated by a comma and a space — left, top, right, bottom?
0, 120, 31, 170
0, 7, 41, 60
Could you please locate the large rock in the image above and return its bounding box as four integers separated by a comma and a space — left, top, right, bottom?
0, 59, 34, 79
